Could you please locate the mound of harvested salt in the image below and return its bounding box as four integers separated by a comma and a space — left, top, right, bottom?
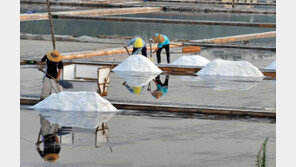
112, 55, 162, 73
33, 91, 117, 112
197, 59, 264, 78
265, 61, 276, 70
171, 55, 210, 66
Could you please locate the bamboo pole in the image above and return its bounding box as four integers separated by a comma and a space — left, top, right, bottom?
55, 15, 276, 28
46, 0, 56, 50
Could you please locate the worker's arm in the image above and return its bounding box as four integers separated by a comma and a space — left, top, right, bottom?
126, 38, 136, 47
153, 46, 159, 54
39, 55, 47, 68
57, 61, 64, 79
57, 69, 62, 79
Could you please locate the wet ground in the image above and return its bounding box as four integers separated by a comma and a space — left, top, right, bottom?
21, 108, 275, 167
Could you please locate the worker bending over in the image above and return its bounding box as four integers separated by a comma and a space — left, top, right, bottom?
125, 37, 147, 57
152, 34, 170, 64
39, 50, 63, 100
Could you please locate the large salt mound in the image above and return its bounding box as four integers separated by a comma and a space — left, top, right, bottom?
33, 91, 117, 112
171, 55, 210, 66
197, 59, 264, 78
112, 55, 162, 73
265, 61, 276, 70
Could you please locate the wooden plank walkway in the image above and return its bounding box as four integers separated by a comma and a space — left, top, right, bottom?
20, 96, 276, 118
55, 15, 275, 28
183, 43, 276, 51
20, 7, 162, 21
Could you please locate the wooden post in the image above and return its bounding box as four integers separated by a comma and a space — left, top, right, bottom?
46, 0, 56, 50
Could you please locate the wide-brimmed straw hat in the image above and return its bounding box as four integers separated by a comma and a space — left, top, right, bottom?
153, 34, 165, 43
151, 90, 163, 99
47, 50, 63, 62
43, 153, 59, 162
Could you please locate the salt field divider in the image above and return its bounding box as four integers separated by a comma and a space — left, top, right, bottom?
20, 0, 275, 15
149, 0, 276, 7
20, 60, 276, 79
20, 7, 162, 21
20, 96, 275, 118
54, 15, 275, 28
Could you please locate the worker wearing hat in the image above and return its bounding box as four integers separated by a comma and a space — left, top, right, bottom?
36, 116, 61, 162
151, 75, 169, 99
39, 50, 63, 99
125, 37, 147, 57
152, 34, 170, 64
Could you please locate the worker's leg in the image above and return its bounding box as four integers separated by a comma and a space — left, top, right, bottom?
156, 47, 163, 64
132, 47, 137, 55
50, 79, 63, 93
40, 77, 52, 99
164, 44, 170, 63
164, 75, 170, 86
141, 47, 147, 57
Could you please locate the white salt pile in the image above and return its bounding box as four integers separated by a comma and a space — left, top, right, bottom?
112, 55, 162, 73
197, 59, 264, 78
171, 55, 210, 66
265, 61, 276, 70
33, 91, 117, 112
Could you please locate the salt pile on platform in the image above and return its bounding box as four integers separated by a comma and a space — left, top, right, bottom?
197, 59, 264, 78
112, 55, 162, 73
265, 61, 276, 70
33, 91, 117, 112
171, 55, 210, 66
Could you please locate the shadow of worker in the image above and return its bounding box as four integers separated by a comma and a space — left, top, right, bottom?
151, 75, 170, 99
35, 116, 61, 162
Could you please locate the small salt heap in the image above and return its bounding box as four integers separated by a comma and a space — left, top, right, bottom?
33, 91, 117, 112
171, 55, 210, 66
197, 59, 264, 78
112, 55, 162, 73
265, 61, 276, 70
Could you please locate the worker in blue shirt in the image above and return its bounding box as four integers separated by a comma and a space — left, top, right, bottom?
125, 37, 147, 57
152, 34, 170, 64
151, 75, 170, 99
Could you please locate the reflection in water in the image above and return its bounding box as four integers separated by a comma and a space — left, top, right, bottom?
36, 116, 62, 162
178, 75, 261, 91
151, 75, 170, 99
35, 111, 114, 162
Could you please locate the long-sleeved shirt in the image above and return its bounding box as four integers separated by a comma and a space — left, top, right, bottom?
157, 35, 170, 48
127, 38, 146, 47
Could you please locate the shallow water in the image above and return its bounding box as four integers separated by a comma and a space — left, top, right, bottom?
21, 67, 275, 108
20, 19, 275, 41
20, 108, 275, 167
